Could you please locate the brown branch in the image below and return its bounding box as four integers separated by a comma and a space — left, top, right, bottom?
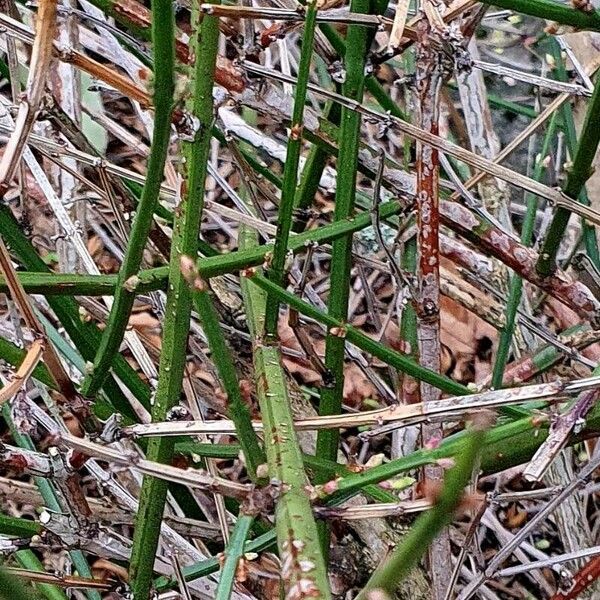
550, 555, 600, 600
88, 0, 244, 91
59, 47, 150, 106
440, 201, 600, 324
416, 19, 449, 595
1, 568, 114, 590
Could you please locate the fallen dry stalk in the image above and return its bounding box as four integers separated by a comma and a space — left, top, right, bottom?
1, 568, 114, 591
122, 376, 600, 437
59, 434, 251, 500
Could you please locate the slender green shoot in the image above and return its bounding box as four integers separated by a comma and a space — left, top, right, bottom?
356, 419, 487, 599
79, 0, 175, 398
536, 73, 600, 276
481, 0, 600, 31
0, 198, 151, 419
215, 515, 254, 600
0, 201, 404, 298
12, 552, 65, 600
317, 0, 371, 476
0, 514, 41, 538
547, 38, 600, 267
154, 531, 278, 591
128, 3, 220, 597
293, 102, 341, 233
264, 0, 318, 335
183, 257, 266, 480
492, 113, 560, 387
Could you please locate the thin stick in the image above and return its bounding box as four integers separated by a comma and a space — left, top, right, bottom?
241, 61, 579, 208
0, 340, 44, 406
0, 237, 81, 412
0, 0, 57, 192
457, 454, 600, 600
0, 568, 113, 591
387, 0, 410, 52
59, 434, 250, 498
124, 375, 599, 437
497, 545, 600, 578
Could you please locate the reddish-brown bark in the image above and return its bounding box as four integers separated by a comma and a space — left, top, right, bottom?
550, 555, 600, 600
440, 201, 600, 324
109, 0, 245, 92
415, 20, 450, 599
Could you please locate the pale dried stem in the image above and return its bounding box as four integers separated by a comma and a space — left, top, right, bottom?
121, 376, 600, 436
0, 0, 57, 192
0, 236, 78, 402
1, 568, 112, 590
458, 454, 600, 600
60, 434, 251, 499
524, 390, 600, 482
0, 339, 44, 406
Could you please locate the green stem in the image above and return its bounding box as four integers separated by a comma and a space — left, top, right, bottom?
481, 0, 600, 30
80, 0, 174, 398
128, 3, 220, 597
0, 566, 42, 600
264, 0, 318, 335
293, 101, 341, 233
0, 204, 151, 421
246, 271, 467, 395
323, 414, 535, 505
356, 421, 485, 599
0, 514, 41, 537
548, 38, 600, 267
156, 397, 600, 589
240, 223, 331, 599
316, 0, 371, 473
492, 113, 560, 387
214, 515, 254, 600
190, 285, 266, 480
0, 201, 405, 296
536, 72, 600, 277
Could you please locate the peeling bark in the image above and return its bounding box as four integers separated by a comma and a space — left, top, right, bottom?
441, 200, 600, 324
